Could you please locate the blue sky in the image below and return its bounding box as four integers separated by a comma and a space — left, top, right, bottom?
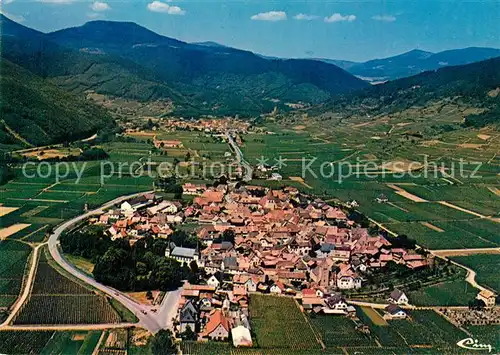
1, 0, 499, 61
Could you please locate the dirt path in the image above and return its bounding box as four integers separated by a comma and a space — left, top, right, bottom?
438, 201, 499, 223
387, 184, 428, 202
431, 247, 500, 257
0, 323, 135, 331
1, 119, 33, 147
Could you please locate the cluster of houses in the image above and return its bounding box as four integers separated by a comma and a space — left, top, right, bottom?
161, 118, 250, 135
91, 185, 437, 345
177, 282, 253, 347
94, 194, 184, 243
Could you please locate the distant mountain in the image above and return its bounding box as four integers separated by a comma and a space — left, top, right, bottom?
314, 59, 358, 71
0, 59, 114, 146
45, 20, 368, 116
317, 57, 500, 127
343, 48, 500, 81
192, 41, 228, 48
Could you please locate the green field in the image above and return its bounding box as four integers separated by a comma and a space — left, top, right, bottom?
451, 254, 500, 293
408, 279, 479, 306
0, 330, 103, 355
0, 241, 32, 310
249, 294, 321, 351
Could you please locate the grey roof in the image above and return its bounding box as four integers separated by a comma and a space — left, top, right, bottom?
390, 289, 405, 300
172, 247, 197, 258
223, 256, 238, 269
385, 304, 405, 315
320, 243, 335, 253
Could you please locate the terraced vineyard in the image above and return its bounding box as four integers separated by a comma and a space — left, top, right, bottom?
14, 254, 120, 325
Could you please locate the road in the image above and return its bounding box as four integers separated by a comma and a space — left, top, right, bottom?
431, 247, 500, 257
46, 190, 180, 334
225, 132, 253, 181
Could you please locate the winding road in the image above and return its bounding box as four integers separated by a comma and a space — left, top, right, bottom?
45, 191, 180, 334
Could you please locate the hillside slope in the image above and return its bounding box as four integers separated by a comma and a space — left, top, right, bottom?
345, 48, 500, 81
315, 57, 500, 127
0, 59, 114, 146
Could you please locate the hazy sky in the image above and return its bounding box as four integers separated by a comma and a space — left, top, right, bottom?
1, 0, 499, 62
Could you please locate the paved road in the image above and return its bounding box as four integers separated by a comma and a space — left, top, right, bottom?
46, 190, 180, 334
225, 132, 253, 181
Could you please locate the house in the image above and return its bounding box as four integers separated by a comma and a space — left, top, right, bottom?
476, 289, 496, 307
201, 309, 231, 341
120, 201, 135, 215
383, 304, 407, 319
165, 244, 200, 266
231, 326, 252, 347
179, 299, 198, 332
325, 295, 348, 311
207, 274, 221, 289
269, 173, 283, 181
270, 281, 285, 294
375, 194, 389, 203
388, 289, 408, 305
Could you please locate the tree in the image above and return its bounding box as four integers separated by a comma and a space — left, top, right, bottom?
222, 229, 235, 244
151, 257, 182, 291
151, 329, 176, 355
181, 325, 197, 341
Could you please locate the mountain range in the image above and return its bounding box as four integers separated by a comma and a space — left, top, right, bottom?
321, 48, 500, 82
0, 15, 368, 117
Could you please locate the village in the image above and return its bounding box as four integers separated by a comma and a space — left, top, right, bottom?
81, 181, 500, 349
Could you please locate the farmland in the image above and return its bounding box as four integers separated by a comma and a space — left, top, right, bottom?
451, 254, 500, 292
0, 330, 104, 354
242, 114, 500, 250
0, 240, 32, 310
14, 251, 121, 325
308, 314, 376, 348
407, 279, 478, 306
248, 294, 321, 351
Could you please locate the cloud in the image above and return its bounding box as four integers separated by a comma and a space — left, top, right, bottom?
147, 1, 185, 15
0, 0, 15, 5
372, 14, 396, 22
293, 13, 318, 21
87, 12, 104, 19
324, 13, 356, 23
250, 11, 287, 22
90, 1, 110, 12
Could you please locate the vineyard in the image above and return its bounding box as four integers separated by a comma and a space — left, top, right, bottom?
0, 240, 32, 308
0, 330, 55, 354
249, 295, 321, 351
308, 314, 376, 348
14, 256, 121, 325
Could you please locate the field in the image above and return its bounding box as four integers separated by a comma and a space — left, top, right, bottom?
0, 240, 32, 309
0, 330, 104, 355
249, 294, 321, 351
244, 115, 500, 250
356, 307, 468, 351
407, 279, 478, 306
14, 253, 121, 325
450, 254, 500, 293
308, 314, 376, 348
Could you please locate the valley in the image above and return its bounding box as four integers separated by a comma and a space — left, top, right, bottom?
0, 9, 498, 355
